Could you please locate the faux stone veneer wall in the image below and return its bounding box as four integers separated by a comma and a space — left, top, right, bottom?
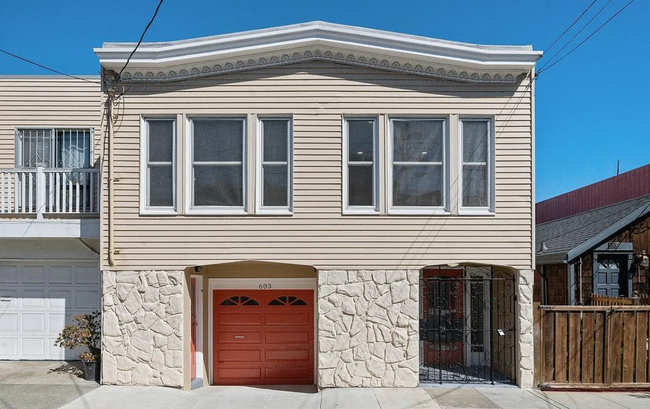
102, 270, 184, 387
517, 269, 534, 388
318, 270, 419, 387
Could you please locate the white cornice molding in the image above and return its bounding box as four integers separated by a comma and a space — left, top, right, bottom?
95, 21, 542, 84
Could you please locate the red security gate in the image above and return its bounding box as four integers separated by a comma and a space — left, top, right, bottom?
212, 290, 314, 385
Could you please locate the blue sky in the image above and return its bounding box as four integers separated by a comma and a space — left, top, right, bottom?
1, 0, 648, 202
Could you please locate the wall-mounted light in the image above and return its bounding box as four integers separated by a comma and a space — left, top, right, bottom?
634, 250, 649, 268
194, 266, 203, 273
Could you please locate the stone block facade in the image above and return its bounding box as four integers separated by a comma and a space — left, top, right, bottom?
517, 269, 534, 388
102, 270, 184, 387
317, 270, 419, 387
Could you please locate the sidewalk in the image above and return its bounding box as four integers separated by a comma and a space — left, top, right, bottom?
57, 385, 650, 409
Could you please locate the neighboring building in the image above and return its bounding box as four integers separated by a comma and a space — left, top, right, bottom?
0, 22, 540, 389
535, 163, 650, 305
0, 77, 102, 360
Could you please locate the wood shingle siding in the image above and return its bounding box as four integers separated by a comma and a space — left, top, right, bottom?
99, 61, 533, 271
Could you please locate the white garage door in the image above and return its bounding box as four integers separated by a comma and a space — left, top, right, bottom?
0, 262, 100, 360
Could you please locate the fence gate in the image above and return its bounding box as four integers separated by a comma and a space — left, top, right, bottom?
419, 267, 517, 384
534, 305, 650, 389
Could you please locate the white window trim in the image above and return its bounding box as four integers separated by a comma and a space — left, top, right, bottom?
458, 118, 495, 216
388, 117, 450, 215
140, 118, 177, 215
185, 117, 248, 216
256, 117, 293, 215
343, 117, 379, 215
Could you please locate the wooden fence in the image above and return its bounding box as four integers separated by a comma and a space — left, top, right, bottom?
534, 303, 650, 389
589, 294, 650, 306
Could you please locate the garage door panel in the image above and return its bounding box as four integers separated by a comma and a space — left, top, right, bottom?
265, 349, 310, 362
0, 313, 18, 332
76, 289, 100, 309
22, 267, 46, 284
49, 289, 73, 308
49, 267, 73, 284
216, 313, 262, 326
48, 313, 66, 332
21, 338, 46, 358
76, 267, 100, 285
22, 291, 47, 308
265, 330, 310, 344
266, 366, 311, 379
22, 313, 46, 332
0, 338, 18, 359
0, 289, 19, 307
218, 367, 262, 380
217, 331, 262, 343
217, 349, 262, 362
0, 267, 19, 283
265, 312, 310, 326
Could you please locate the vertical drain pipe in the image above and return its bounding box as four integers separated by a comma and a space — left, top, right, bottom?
106, 86, 116, 267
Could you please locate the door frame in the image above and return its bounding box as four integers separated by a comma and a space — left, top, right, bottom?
463, 267, 491, 368
207, 277, 317, 385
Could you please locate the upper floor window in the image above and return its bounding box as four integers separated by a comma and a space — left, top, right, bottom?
459, 119, 493, 212
188, 118, 246, 215
344, 118, 377, 213
257, 118, 292, 214
16, 128, 91, 168
389, 119, 447, 214
141, 119, 175, 213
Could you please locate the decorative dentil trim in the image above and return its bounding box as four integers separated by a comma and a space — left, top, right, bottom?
119, 49, 522, 85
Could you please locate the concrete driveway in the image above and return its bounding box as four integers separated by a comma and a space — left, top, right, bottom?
0, 361, 98, 409
59, 384, 650, 409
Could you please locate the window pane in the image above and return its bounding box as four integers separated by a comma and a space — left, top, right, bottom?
348, 120, 374, 162
463, 165, 488, 207
463, 121, 488, 163
148, 121, 174, 163
194, 165, 243, 206
21, 129, 53, 168
348, 165, 373, 206
148, 165, 173, 207
263, 165, 288, 207
262, 120, 288, 162
393, 165, 443, 207
393, 120, 443, 162
193, 120, 243, 162
58, 130, 90, 168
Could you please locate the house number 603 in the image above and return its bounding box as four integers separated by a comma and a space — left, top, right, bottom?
259, 283, 272, 289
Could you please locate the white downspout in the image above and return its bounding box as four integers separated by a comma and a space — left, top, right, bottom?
106, 86, 116, 267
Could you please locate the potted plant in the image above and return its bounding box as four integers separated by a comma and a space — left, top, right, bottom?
55, 311, 101, 381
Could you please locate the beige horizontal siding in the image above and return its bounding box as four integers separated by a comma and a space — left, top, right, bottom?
0, 78, 102, 169
97, 61, 533, 271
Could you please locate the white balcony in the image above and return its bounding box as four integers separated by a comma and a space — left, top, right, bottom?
0, 167, 100, 219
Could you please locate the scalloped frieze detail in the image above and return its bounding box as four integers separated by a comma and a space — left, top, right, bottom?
120, 49, 521, 84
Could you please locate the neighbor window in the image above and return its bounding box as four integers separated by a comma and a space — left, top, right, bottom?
189, 118, 246, 214
258, 118, 292, 213
344, 118, 377, 213
390, 119, 447, 213
16, 128, 91, 168
143, 119, 175, 211
460, 119, 492, 211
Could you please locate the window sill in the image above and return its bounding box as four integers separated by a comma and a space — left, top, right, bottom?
255, 208, 293, 216
139, 207, 177, 216
343, 207, 379, 216
458, 208, 495, 216
185, 207, 248, 216
388, 207, 450, 216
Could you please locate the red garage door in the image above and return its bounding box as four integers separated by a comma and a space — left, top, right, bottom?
212, 289, 314, 385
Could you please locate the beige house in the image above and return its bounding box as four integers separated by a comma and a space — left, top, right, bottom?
1, 22, 540, 389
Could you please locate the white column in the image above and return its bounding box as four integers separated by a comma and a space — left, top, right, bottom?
517, 269, 534, 388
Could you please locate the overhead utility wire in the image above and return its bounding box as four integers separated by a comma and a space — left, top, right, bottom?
538, 0, 636, 75
538, 0, 613, 72
117, 0, 165, 79
543, 0, 598, 55
0, 48, 100, 84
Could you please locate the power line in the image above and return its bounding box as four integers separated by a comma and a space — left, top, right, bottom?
538, 0, 636, 76
544, 0, 598, 55
0, 48, 100, 84
539, 0, 613, 72
117, 0, 164, 80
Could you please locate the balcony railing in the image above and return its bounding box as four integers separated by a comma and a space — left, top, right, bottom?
0, 167, 100, 218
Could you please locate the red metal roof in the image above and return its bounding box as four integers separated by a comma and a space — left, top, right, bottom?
537, 163, 650, 224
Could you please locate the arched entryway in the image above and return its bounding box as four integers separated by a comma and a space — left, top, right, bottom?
419, 264, 517, 384
186, 260, 317, 387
